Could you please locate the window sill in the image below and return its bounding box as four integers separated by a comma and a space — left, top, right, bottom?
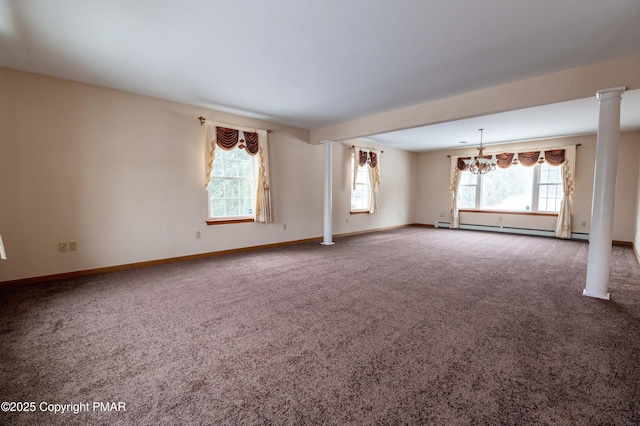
459, 209, 558, 217
206, 218, 255, 226
350, 210, 370, 215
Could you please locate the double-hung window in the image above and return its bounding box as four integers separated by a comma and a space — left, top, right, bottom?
208, 147, 256, 220
459, 162, 562, 213
351, 163, 371, 212
537, 162, 563, 211
204, 124, 272, 224
350, 149, 380, 214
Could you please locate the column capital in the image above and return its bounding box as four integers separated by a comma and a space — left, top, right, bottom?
596, 86, 626, 101
320, 140, 334, 145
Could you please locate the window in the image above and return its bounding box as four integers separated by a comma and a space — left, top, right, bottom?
459, 162, 562, 212
204, 124, 272, 224
537, 162, 563, 211
351, 163, 370, 211
208, 147, 256, 219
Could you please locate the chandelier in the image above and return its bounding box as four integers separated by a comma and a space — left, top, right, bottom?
465, 128, 496, 174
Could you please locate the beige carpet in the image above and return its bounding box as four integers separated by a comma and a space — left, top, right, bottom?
1, 228, 639, 425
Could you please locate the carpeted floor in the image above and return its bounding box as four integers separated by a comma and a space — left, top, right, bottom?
1, 228, 639, 425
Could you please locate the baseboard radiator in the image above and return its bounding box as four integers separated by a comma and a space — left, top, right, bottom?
434, 222, 589, 241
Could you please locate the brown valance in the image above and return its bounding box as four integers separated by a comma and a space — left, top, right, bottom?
243, 131, 259, 154
216, 127, 239, 150
496, 153, 515, 169
358, 150, 368, 167
544, 149, 565, 166
216, 127, 259, 155
457, 148, 565, 171
517, 151, 541, 167
368, 152, 378, 168
358, 150, 378, 168
457, 157, 470, 171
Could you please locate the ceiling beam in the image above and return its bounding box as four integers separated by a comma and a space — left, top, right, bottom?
310, 54, 640, 144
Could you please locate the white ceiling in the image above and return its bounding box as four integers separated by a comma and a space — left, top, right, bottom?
2, 0, 640, 151
367, 89, 640, 152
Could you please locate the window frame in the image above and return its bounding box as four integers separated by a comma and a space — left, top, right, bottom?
206, 147, 258, 225
351, 162, 371, 213
458, 162, 562, 215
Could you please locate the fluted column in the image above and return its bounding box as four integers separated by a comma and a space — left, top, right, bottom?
583, 86, 626, 300
321, 141, 335, 245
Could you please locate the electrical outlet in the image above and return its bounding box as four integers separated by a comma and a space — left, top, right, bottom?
345, 218, 349, 223
196, 231, 201, 239
498, 216, 503, 222
283, 224, 287, 230
581, 221, 587, 227
58, 242, 68, 253
69, 241, 78, 251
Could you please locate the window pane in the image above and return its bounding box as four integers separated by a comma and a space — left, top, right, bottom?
238, 180, 252, 198
212, 152, 225, 176
481, 166, 534, 211
460, 171, 477, 185
539, 162, 562, 184
224, 179, 239, 198
225, 198, 240, 216
459, 185, 476, 209
240, 197, 253, 216
209, 197, 225, 217
539, 184, 562, 212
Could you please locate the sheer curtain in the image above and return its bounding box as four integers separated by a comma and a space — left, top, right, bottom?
352, 149, 368, 190
555, 145, 576, 238
449, 156, 463, 229
255, 129, 272, 223
204, 122, 272, 223
0, 233, 6, 260
368, 152, 380, 214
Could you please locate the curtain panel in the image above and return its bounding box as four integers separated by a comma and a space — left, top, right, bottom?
351, 148, 367, 190
449, 157, 462, 229
554, 145, 576, 238
0, 233, 6, 260
204, 122, 272, 223
368, 151, 380, 214
254, 129, 272, 223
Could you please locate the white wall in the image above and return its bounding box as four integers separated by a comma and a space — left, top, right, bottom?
634, 132, 640, 259
0, 68, 415, 282
415, 132, 640, 242
331, 142, 416, 236
614, 132, 640, 243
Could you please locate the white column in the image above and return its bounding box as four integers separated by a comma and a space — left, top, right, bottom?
321, 141, 335, 245
583, 86, 626, 300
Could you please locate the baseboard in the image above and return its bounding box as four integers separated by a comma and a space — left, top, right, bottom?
0, 236, 323, 287
0, 224, 414, 287
334, 224, 413, 238
418, 223, 640, 250
3, 224, 631, 286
